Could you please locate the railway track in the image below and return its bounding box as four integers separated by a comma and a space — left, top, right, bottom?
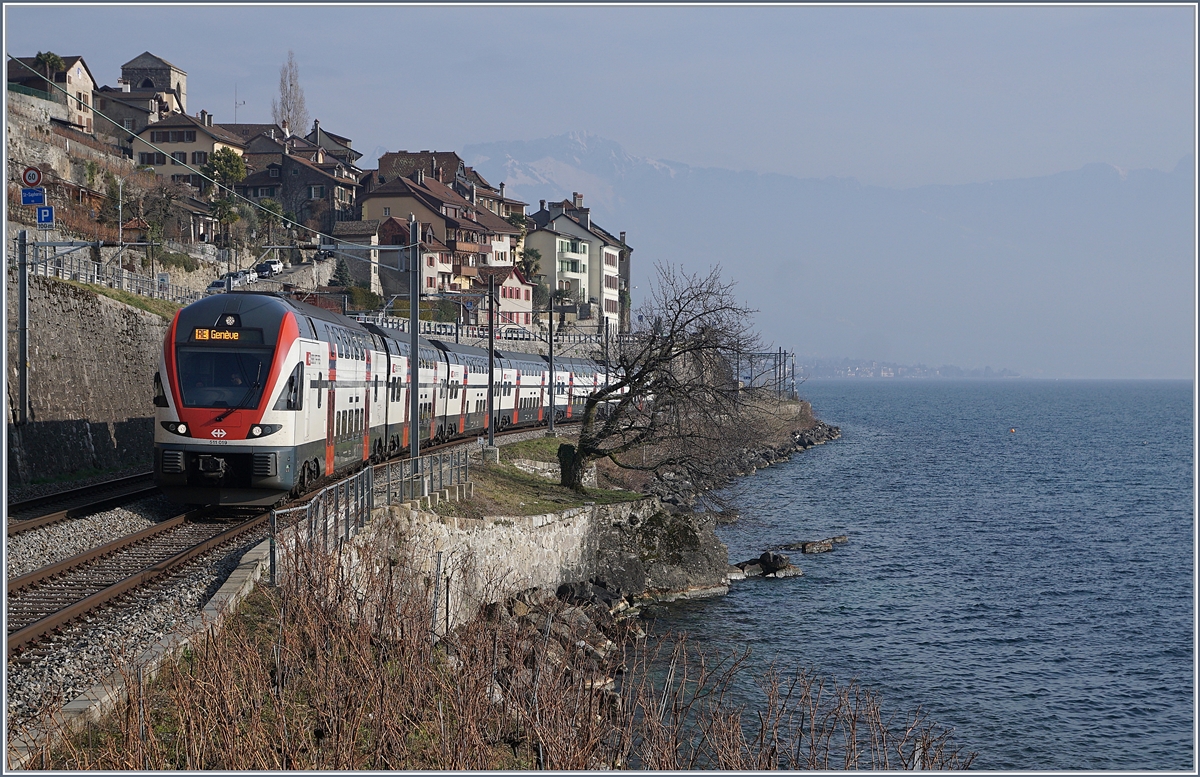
6, 472, 158, 536
6, 510, 267, 657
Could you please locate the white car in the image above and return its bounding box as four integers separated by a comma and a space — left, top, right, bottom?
264, 259, 284, 275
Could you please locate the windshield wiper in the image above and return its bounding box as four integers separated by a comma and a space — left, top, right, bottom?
213, 361, 263, 423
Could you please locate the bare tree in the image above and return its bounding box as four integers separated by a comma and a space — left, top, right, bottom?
556, 263, 785, 493
271, 50, 310, 136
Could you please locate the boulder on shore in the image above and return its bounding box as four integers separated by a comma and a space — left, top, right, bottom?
732, 551, 802, 580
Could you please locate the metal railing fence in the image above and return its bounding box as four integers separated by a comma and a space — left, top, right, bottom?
266, 448, 471, 585
377, 449, 469, 506
8, 241, 204, 305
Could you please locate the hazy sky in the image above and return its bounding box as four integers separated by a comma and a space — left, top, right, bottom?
5, 4, 1194, 188
4, 4, 1196, 377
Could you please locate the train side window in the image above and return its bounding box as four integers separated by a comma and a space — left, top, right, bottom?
153, 372, 169, 407
317, 372, 323, 408
374, 376, 379, 402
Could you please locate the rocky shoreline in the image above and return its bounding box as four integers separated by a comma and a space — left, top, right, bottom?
532, 419, 843, 621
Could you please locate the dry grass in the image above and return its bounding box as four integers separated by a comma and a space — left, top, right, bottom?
433, 451, 643, 522
19, 532, 976, 771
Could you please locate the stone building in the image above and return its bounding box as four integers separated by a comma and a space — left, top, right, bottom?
119, 52, 186, 113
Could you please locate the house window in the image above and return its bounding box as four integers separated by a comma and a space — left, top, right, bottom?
171, 152, 186, 165
191, 151, 208, 165
309, 186, 325, 199
121, 118, 135, 131
427, 277, 435, 288
427, 256, 434, 267
524, 289, 530, 301
138, 152, 166, 166
256, 187, 276, 197
383, 207, 391, 216
291, 168, 298, 175
269, 168, 279, 178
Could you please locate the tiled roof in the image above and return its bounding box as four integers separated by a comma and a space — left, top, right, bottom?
218, 123, 285, 139
122, 52, 184, 73
333, 220, 381, 237
139, 112, 246, 147
378, 151, 465, 183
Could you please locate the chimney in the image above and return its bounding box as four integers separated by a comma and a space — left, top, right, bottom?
269, 128, 275, 140
573, 192, 583, 209
281, 119, 290, 137
199, 109, 208, 125
118, 78, 130, 93
416, 168, 424, 185
539, 199, 546, 211
471, 183, 477, 204
206, 113, 213, 127
620, 231, 626, 244
431, 157, 436, 175
499, 182, 505, 199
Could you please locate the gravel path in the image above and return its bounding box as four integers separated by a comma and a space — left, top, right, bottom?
6, 495, 183, 579
5, 532, 265, 733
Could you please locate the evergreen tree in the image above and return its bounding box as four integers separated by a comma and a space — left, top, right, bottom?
331, 257, 353, 287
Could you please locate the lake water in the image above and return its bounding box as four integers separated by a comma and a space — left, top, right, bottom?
652, 380, 1194, 770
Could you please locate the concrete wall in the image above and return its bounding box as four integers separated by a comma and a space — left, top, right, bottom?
6, 270, 169, 484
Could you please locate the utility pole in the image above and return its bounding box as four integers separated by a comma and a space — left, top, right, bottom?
408, 214, 420, 462
547, 289, 556, 436
18, 230, 29, 425
487, 273, 496, 447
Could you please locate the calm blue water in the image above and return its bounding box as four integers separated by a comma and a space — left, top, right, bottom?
652, 380, 1194, 770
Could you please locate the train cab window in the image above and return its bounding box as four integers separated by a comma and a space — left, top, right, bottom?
153, 372, 168, 407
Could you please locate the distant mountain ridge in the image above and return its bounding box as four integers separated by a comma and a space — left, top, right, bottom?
463, 133, 1194, 379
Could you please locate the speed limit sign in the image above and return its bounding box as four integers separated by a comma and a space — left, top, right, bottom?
22, 167, 43, 187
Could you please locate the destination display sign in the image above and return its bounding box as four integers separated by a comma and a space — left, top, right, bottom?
191, 327, 264, 344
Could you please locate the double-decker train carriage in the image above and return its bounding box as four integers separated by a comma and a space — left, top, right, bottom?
154, 292, 624, 506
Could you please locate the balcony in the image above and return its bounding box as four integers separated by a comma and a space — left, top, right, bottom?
453, 264, 478, 277
447, 240, 485, 253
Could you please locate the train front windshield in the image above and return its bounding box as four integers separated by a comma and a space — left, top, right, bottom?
176, 347, 274, 409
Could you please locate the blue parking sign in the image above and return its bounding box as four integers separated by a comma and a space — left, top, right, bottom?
36, 206, 54, 225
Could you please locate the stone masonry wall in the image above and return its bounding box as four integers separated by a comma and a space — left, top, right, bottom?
6, 270, 169, 484
363, 497, 729, 636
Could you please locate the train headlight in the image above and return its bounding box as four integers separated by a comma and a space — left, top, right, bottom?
247, 424, 282, 439
251, 425, 262, 437
161, 422, 189, 436
177, 423, 187, 435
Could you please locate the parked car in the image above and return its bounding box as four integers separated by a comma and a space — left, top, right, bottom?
255, 262, 275, 278
220, 271, 245, 288
264, 259, 284, 275
244, 268, 258, 283
206, 278, 230, 294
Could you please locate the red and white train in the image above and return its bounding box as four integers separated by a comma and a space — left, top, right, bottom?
154, 291, 616, 505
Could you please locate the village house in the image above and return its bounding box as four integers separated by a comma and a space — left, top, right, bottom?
359, 167, 521, 290
234, 130, 360, 233
8, 54, 97, 133
527, 192, 628, 335
132, 110, 245, 190
475, 265, 535, 332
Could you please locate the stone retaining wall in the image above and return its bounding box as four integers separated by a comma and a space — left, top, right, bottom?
6, 270, 168, 485
363, 496, 729, 635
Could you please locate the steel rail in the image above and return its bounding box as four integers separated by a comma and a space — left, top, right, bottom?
7, 472, 158, 536
6, 513, 268, 656
7, 515, 192, 594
